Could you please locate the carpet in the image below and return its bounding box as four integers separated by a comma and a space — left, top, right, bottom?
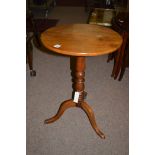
27, 18, 59, 33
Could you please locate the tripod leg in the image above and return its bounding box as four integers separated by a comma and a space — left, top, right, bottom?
80, 102, 105, 139
44, 99, 76, 124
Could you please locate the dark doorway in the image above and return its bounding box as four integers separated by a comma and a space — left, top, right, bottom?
56, 0, 85, 6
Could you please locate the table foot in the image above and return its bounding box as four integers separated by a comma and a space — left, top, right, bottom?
44, 99, 76, 124
80, 102, 106, 139
30, 70, 36, 76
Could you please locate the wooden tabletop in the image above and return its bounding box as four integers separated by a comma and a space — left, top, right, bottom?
41, 24, 122, 56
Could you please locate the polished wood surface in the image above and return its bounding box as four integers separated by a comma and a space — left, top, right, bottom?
41, 24, 122, 56
109, 12, 129, 81
80, 101, 105, 139
26, 34, 36, 76
45, 99, 76, 124
70, 56, 86, 105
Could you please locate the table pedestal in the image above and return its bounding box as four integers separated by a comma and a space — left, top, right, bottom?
44, 56, 105, 139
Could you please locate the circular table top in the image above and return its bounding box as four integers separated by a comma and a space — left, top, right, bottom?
41, 24, 122, 56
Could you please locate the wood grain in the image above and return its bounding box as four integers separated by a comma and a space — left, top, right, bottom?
44, 99, 76, 124
41, 24, 122, 56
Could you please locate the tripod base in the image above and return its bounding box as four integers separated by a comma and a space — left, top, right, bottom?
44, 99, 105, 139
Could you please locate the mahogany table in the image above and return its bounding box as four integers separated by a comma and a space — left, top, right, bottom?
41, 24, 122, 139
